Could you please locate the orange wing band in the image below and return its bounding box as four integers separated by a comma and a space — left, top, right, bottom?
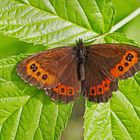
110, 50, 138, 77
53, 84, 77, 96
26, 60, 56, 85
90, 78, 111, 96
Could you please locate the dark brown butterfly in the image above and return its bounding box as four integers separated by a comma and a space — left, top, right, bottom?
17, 39, 140, 103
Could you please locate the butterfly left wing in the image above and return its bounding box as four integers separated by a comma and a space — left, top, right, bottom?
82, 44, 140, 103
17, 47, 80, 103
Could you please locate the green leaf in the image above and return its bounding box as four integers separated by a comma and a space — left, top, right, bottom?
0, 55, 73, 140
1, 0, 140, 140
16, 0, 115, 34
84, 33, 140, 140
0, 0, 115, 46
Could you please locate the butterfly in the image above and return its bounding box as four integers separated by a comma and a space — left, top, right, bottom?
17, 39, 140, 103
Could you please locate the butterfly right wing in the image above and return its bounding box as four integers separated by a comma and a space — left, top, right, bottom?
82, 44, 140, 103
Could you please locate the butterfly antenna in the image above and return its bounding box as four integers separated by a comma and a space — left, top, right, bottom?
76, 38, 84, 47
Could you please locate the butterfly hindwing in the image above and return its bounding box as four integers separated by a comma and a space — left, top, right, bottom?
81, 55, 118, 102
82, 44, 140, 102
17, 47, 80, 103
45, 57, 80, 103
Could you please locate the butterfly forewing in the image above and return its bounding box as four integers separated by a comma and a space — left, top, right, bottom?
17, 47, 80, 103
90, 44, 140, 79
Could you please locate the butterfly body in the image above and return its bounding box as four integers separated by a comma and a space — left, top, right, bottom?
17, 40, 140, 103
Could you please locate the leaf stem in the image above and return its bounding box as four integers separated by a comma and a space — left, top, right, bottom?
110, 8, 140, 33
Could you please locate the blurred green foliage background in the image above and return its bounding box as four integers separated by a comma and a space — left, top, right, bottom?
0, 0, 140, 140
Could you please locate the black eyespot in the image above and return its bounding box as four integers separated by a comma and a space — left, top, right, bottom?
98, 88, 102, 92
118, 66, 123, 71
36, 71, 41, 76
124, 62, 129, 66
69, 89, 73, 94
91, 89, 95, 94
42, 74, 48, 80
104, 84, 107, 87
126, 54, 133, 62
30, 63, 36, 69
32, 66, 38, 72
128, 53, 134, 58
126, 56, 132, 61
61, 88, 65, 93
